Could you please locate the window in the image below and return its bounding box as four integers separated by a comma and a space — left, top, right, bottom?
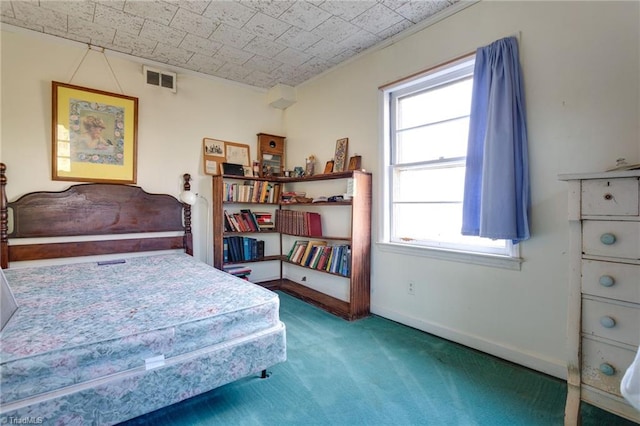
381, 56, 519, 265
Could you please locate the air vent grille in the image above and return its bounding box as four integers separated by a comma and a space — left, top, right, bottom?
143, 66, 176, 93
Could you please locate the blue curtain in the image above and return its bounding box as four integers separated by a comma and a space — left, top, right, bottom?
461, 36, 530, 244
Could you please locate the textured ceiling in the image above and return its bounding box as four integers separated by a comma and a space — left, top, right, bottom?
1, 1, 464, 89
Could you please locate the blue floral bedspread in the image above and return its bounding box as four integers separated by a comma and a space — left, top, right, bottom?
0, 254, 282, 408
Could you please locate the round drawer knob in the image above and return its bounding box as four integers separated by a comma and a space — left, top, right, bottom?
603, 193, 613, 201
600, 233, 616, 245
599, 363, 615, 376
599, 275, 615, 287
599, 316, 616, 328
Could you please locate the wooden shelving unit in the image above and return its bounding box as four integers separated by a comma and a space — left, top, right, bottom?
212, 170, 371, 320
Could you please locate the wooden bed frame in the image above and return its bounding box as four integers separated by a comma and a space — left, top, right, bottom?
0, 163, 193, 269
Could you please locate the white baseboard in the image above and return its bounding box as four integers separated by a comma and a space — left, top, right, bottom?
371, 304, 567, 380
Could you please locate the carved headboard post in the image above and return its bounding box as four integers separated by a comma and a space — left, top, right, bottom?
182, 173, 194, 256
1, 163, 8, 269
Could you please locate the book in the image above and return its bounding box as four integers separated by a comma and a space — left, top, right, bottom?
315, 246, 330, 270
256, 240, 265, 259
306, 212, 323, 236
250, 237, 258, 260
260, 182, 270, 203
340, 247, 351, 276
243, 237, 251, 261
223, 237, 229, 263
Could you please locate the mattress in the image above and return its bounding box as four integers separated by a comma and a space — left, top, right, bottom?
0, 254, 284, 410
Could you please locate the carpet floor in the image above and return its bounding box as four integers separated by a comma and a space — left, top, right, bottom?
122, 291, 637, 425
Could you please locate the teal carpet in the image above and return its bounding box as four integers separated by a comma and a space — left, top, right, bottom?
123, 292, 636, 425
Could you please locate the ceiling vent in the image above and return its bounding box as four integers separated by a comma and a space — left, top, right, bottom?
143, 66, 176, 93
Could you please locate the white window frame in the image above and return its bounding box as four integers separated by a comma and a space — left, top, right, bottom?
379, 56, 522, 270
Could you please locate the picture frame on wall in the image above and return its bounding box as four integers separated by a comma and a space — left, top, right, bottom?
333, 138, 348, 173
52, 81, 138, 184
203, 138, 225, 175
225, 141, 251, 167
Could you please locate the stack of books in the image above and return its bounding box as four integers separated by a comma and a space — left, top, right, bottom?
253, 211, 275, 230
223, 265, 251, 280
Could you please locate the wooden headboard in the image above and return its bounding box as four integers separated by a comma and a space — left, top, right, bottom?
0, 163, 194, 269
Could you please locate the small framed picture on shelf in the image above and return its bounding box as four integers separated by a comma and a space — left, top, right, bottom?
333, 138, 348, 172
243, 165, 253, 177
221, 162, 245, 176
348, 155, 362, 171
305, 155, 316, 176
323, 160, 334, 174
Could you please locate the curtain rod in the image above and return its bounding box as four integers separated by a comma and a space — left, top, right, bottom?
378, 32, 522, 91
378, 50, 475, 90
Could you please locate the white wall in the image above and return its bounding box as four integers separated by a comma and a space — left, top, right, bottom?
0, 28, 284, 266
284, 1, 640, 378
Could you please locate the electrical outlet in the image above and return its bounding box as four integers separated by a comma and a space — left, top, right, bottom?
408, 282, 415, 295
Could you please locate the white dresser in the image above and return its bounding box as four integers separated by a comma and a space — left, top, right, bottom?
559, 170, 640, 424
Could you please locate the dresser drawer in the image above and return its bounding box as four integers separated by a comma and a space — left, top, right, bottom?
583, 221, 640, 259
582, 178, 639, 216
582, 260, 640, 303
582, 338, 636, 396
582, 298, 640, 346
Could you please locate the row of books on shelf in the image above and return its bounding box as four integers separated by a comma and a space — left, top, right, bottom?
224, 181, 281, 203
223, 236, 265, 263
275, 210, 322, 236
286, 240, 351, 276
224, 209, 274, 232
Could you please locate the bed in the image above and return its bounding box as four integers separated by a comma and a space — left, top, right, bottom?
0, 163, 287, 425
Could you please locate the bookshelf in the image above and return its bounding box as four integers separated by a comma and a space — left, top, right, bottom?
212, 175, 282, 270
212, 170, 371, 320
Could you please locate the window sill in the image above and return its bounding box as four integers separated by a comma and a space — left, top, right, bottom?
377, 242, 522, 270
